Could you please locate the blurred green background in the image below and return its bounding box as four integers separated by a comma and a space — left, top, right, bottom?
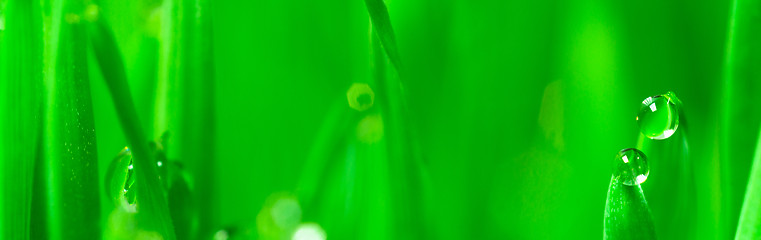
4, 0, 761, 239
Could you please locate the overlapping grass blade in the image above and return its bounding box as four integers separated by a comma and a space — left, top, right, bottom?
735, 125, 761, 239
364, 0, 403, 77
87, 14, 176, 240
0, 0, 44, 238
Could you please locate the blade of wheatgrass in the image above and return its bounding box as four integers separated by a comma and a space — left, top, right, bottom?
720, 0, 761, 236
42, 0, 101, 238
177, 0, 215, 237
735, 125, 761, 239
154, 0, 215, 237
635, 116, 696, 238
364, 0, 403, 77
603, 176, 657, 239
371, 26, 431, 239
87, 15, 176, 240
364, 1, 432, 237
296, 98, 356, 208
0, 0, 44, 238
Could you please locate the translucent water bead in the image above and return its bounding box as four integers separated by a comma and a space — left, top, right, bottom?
636, 91, 680, 140
104, 147, 137, 207
614, 148, 649, 186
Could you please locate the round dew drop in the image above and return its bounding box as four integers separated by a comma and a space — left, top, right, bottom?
614, 148, 649, 186
347, 83, 375, 111
636, 91, 680, 140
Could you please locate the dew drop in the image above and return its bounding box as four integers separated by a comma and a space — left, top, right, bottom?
105, 147, 137, 210
347, 83, 375, 111
636, 91, 680, 140
613, 148, 649, 186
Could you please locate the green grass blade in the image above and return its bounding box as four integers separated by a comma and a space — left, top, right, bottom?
720, 0, 761, 236
636, 125, 696, 238
177, 0, 216, 237
0, 0, 44, 238
41, 1, 101, 238
603, 176, 657, 239
296, 98, 355, 207
735, 125, 761, 239
364, 0, 403, 77
87, 15, 176, 240
154, 0, 216, 237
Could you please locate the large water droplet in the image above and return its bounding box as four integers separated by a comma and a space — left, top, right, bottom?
105, 147, 137, 209
613, 148, 649, 186
636, 91, 680, 140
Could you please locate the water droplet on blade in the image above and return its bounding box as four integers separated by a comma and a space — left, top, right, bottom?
637, 91, 680, 140
347, 83, 375, 111
613, 148, 649, 186
105, 147, 137, 210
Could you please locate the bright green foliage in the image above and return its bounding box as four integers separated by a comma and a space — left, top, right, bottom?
1, 0, 759, 239
0, 0, 44, 238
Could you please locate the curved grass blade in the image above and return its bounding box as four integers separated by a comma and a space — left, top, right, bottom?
87, 14, 176, 240
635, 114, 696, 239
0, 0, 44, 238
720, 0, 761, 236
296, 98, 355, 208
603, 176, 656, 240
364, 0, 403, 77
370, 26, 431, 239
735, 125, 761, 239
41, 1, 102, 238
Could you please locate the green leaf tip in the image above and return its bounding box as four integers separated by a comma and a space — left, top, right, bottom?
604, 176, 657, 240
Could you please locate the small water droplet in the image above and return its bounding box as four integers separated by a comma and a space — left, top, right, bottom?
636, 91, 680, 140
347, 83, 375, 111
613, 148, 649, 186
